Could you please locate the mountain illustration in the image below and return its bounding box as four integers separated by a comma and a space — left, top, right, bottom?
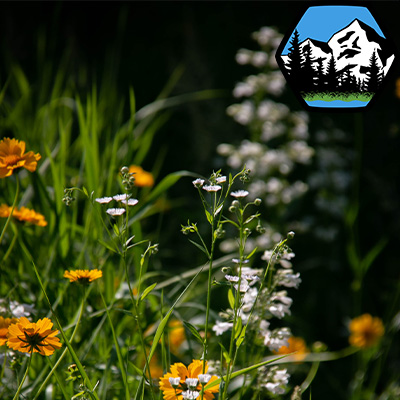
281, 18, 395, 83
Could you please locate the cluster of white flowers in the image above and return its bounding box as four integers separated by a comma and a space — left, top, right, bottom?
0, 300, 35, 318
257, 365, 290, 395
95, 193, 139, 216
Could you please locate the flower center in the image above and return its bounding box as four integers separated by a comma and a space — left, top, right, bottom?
4, 154, 21, 166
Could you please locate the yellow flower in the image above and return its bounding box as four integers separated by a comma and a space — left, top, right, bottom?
7, 317, 62, 356
168, 320, 186, 354
0, 204, 47, 226
159, 359, 219, 400
349, 313, 384, 348
0, 138, 41, 178
0, 316, 19, 346
129, 165, 154, 187
274, 336, 309, 361
64, 269, 103, 284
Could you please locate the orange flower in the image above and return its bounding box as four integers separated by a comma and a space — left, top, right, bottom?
274, 336, 309, 361
0, 316, 19, 346
159, 359, 219, 400
349, 314, 384, 348
129, 165, 154, 187
64, 269, 103, 284
169, 320, 186, 354
0, 138, 41, 178
7, 317, 62, 356
0, 204, 47, 226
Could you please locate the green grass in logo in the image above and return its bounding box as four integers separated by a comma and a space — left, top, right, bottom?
301, 91, 374, 103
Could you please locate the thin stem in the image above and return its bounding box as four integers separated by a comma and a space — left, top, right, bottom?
0, 175, 19, 246
12, 350, 32, 400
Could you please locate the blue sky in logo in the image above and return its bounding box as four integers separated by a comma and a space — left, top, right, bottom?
282, 6, 385, 54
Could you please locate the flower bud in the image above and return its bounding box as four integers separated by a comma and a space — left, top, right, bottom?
254, 198, 262, 206
287, 231, 295, 239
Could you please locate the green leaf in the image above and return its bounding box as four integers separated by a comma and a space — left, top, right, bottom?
244, 213, 260, 225
219, 342, 231, 364
228, 288, 235, 309
98, 239, 118, 254
183, 321, 204, 345
360, 237, 388, 275
140, 283, 157, 301
236, 325, 247, 348
188, 239, 208, 256
234, 317, 242, 340
246, 246, 258, 260
82, 186, 89, 198
205, 209, 213, 225
112, 224, 120, 236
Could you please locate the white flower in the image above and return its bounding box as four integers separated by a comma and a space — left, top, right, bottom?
169, 377, 181, 387
106, 208, 126, 216
192, 178, 205, 188
198, 374, 212, 384
268, 303, 291, 319
216, 176, 227, 184
121, 198, 139, 206
234, 281, 250, 293
6, 301, 35, 318
212, 321, 233, 336
232, 258, 249, 264
230, 190, 249, 198
275, 269, 301, 288
225, 275, 240, 283
203, 185, 222, 192
264, 327, 291, 351
95, 197, 113, 204
113, 194, 130, 201
185, 378, 199, 389
182, 390, 199, 400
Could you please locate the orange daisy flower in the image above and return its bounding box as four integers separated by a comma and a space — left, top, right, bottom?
7, 317, 62, 356
0, 138, 41, 178
0, 316, 19, 346
129, 165, 155, 187
349, 314, 384, 348
159, 359, 219, 400
274, 336, 309, 361
64, 269, 103, 284
0, 204, 47, 226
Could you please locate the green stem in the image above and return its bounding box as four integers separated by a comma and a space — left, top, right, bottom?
0, 175, 19, 246
12, 350, 32, 400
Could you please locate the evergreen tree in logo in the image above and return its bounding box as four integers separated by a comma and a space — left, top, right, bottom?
286, 30, 304, 84
365, 50, 383, 93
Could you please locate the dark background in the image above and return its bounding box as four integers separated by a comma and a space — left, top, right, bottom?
1, 1, 399, 399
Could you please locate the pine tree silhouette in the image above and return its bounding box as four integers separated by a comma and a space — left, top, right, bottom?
286, 30, 304, 87
325, 54, 338, 92
365, 50, 383, 93
301, 43, 317, 92
314, 57, 326, 91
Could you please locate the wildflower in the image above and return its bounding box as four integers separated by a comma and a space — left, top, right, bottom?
0, 138, 41, 178
121, 198, 139, 206
113, 194, 130, 202
192, 178, 205, 188
202, 185, 222, 192
216, 176, 227, 184
7, 317, 62, 356
230, 190, 249, 198
129, 165, 155, 187
106, 208, 126, 216
0, 301, 35, 318
275, 269, 301, 289
64, 269, 103, 284
95, 197, 113, 204
264, 327, 291, 351
168, 320, 186, 354
212, 321, 233, 336
261, 366, 289, 395
349, 314, 385, 348
274, 336, 309, 361
0, 316, 19, 346
0, 204, 47, 226
159, 359, 219, 400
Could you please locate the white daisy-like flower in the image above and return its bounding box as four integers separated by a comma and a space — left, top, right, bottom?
212, 321, 233, 336
225, 275, 240, 283
113, 194, 130, 201
121, 198, 139, 206
169, 377, 181, 388
216, 176, 227, 184
185, 378, 199, 389
106, 208, 126, 216
95, 197, 113, 204
203, 185, 222, 192
230, 190, 249, 198
192, 178, 205, 188
234, 281, 250, 293
198, 374, 212, 385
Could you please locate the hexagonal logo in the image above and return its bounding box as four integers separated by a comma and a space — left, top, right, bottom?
276, 5, 396, 110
